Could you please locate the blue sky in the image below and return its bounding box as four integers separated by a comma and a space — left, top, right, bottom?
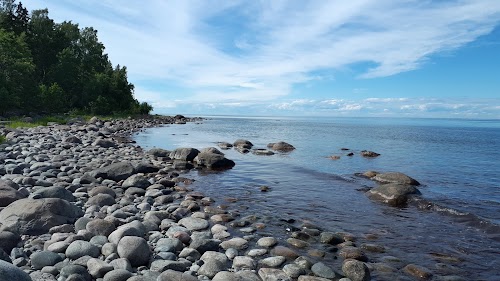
23, 0, 500, 118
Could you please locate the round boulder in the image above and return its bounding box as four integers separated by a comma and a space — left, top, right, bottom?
267, 141, 295, 152
169, 148, 200, 161
342, 259, 370, 281
117, 236, 151, 267
0, 180, 27, 207
66, 240, 100, 259
0, 198, 83, 235
372, 172, 420, 186
233, 139, 253, 149
366, 184, 421, 207
0, 259, 32, 281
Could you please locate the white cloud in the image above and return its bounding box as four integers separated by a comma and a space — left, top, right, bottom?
22, 0, 500, 117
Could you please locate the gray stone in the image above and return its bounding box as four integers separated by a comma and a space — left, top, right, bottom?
372, 172, 420, 185
319, 232, 344, 245
103, 269, 132, 281
88, 186, 116, 197
311, 262, 336, 279
150, 260, 189, 272
0, 180, 27, 207
189, 238, 220, 254
259, 256, 286, 268
0, 260, 32, 281
109, 258, 132, 271
198, 259, 226, 278
91, 162, 135, 181
0, 198, 83, 235
233, 256, 256, 270
0, 231, 20, 253
87, 258, 113, 278
233, 139, 253, 149
117, 236, 151, 267
200, 251, 228, 264
29, 271, 57, 281
193, 151, 235, 169
258, 268, 290, 281
59, 265, 91, 281
178, 217, 209, 231
366, 183, 421, 207
297, 277, 332, 281
66, 240, 100, 259
47, 241, 70, 253
220, 237, 248, 250
342, 259, 370, 281
267, 141, 295, 152
32, 186, 75, 202
169, 148, 200, 161
108, 220, 146, 244
93, 139, 117, 148
178, 248, 201, 262
86, 219, 116, 236
86, 193, 115, 207
283, 263, 306, 278
155, 238, 184, 253
30, 251, 63, 269
122, 174, 151, 189
147, 148, 171, 158
156, 269, 198, 281
74, 217, 92, 232
257, 237, 277, 247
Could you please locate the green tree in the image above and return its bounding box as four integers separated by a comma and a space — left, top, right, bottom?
0, 28, 36, 114
27, 9, 59, 84
39, 82, 67, 113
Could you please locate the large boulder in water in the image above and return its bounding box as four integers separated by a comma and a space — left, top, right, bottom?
194, 148, 235, 170
169, 148, 200, 161
366, 184, 421, 207
372, 172, 420, 186
267, 141, 295, 152
0, 180, 27, 207
90, 162, 135, 181
0, 198, 83, 235
233, 139, 253, 149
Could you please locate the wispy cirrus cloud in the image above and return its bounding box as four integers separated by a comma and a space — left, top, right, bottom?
23, 0, 500, 117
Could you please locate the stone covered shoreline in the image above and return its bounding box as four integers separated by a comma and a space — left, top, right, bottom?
0, 116, 439, 281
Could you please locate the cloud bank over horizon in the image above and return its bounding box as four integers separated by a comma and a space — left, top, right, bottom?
24, 0, 500, 118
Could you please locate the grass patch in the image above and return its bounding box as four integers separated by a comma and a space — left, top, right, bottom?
0, 135, 5, 144
6, 121, 42, 128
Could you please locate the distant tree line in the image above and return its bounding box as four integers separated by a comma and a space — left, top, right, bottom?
0, 0, 153, 116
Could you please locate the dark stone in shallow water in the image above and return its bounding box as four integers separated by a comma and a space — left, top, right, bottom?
366, 183, 421, 207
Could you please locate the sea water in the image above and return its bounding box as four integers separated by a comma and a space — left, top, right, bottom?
133, 116, 500, 279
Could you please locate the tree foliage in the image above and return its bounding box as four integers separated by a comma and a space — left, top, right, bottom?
0, 1, 153, 116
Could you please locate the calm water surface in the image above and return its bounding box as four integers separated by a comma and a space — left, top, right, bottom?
134, 116, 500, 279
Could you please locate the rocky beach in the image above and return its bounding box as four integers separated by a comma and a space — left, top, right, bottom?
0, 116, 472, 281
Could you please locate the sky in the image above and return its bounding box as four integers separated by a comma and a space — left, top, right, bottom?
23, 0, 500, 118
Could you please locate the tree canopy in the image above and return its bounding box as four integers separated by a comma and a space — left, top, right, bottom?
0, 1, 153, 115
